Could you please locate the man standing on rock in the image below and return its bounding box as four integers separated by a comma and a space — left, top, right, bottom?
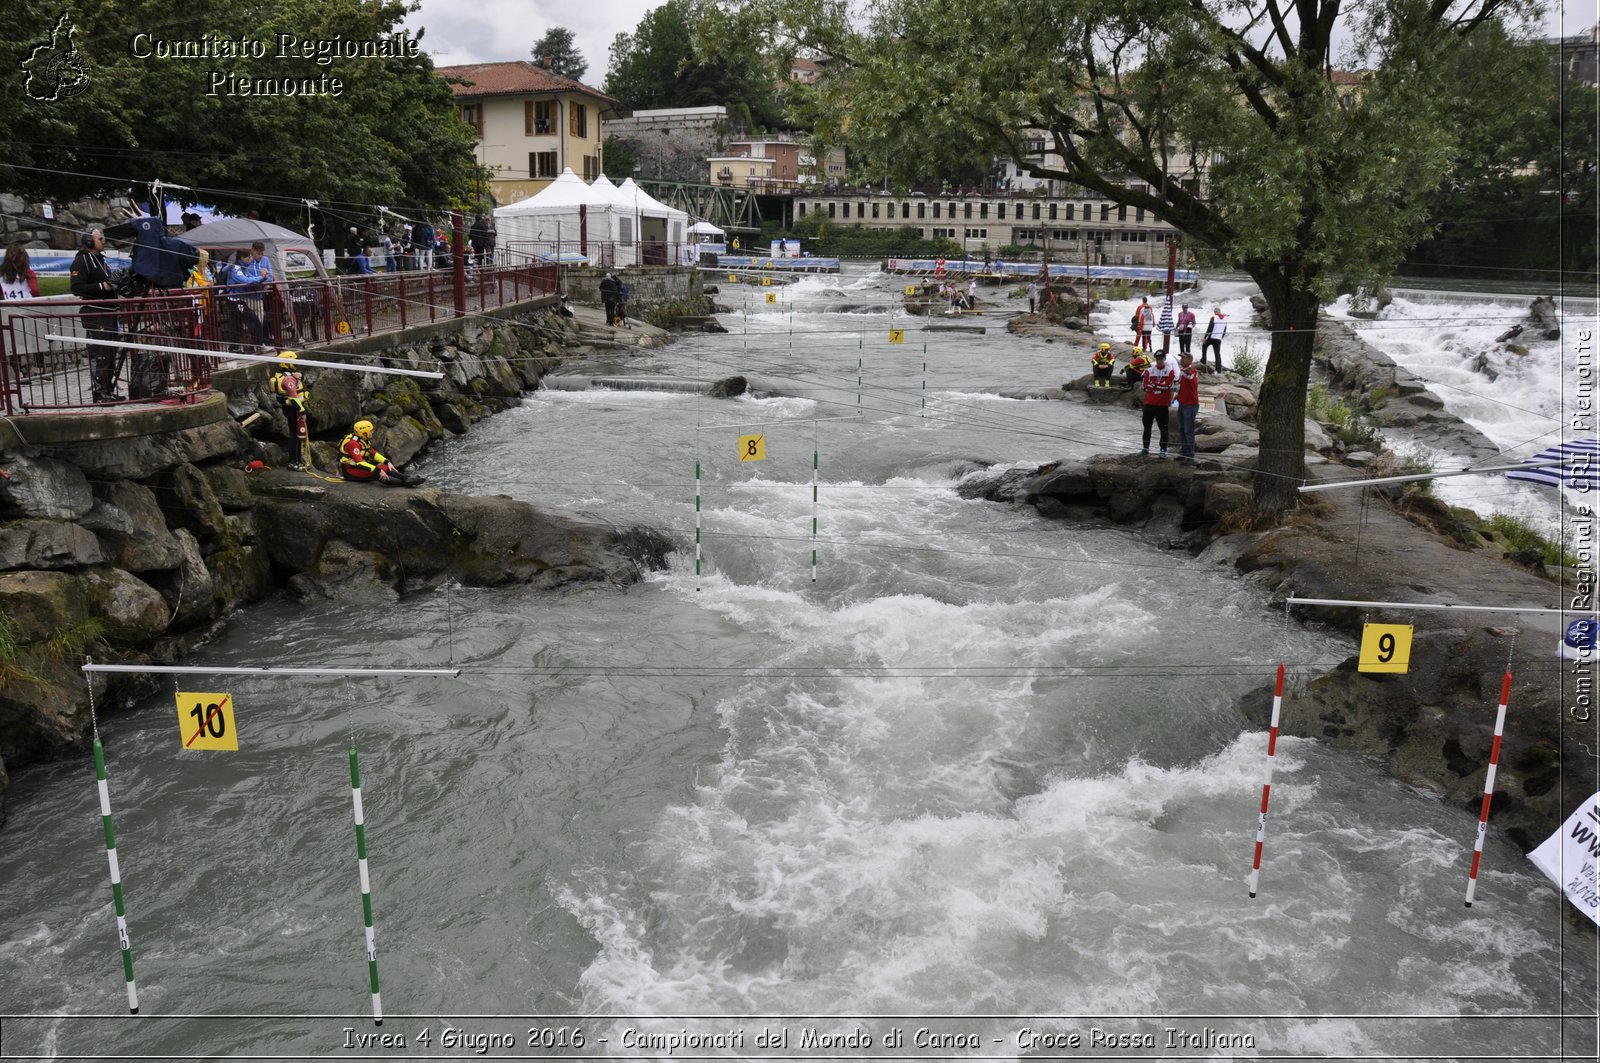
1176, 352, 1200, 460
1202, 307, 1228, 370
599, 272, 620, 326
1027, 280, 1039, 314
1175, 303, 1196, 357
1132, 296, 1155, 349
1139, 349, 1177, 460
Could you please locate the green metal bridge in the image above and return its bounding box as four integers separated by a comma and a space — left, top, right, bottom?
636, 179, 764, 233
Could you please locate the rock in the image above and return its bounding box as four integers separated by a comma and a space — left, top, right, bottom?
1529, 295, 1560, 340
83, 568, 169, 645
289, 539, 399, 602
202, 465, 255, 513
0, 520, 106, 570
1470, 352, 1500, 382
162, 528, 217, 626
1194, 418, 1258, 452
0, 570, 86, 642
1495, 324, 1523, 344
1203, 482, 1253, 520
1344, 450, 1378, 467
0, 455, 94, 519
92, 481, 184, 572
161, 464, 229, 544
1303, 419, 1334, 455
708, 375, 748, 398
376, 416, 431, 468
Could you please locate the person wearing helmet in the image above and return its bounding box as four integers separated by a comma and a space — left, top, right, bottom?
270, 351, 311, 468
338, 419, 425, 486
1121, 346, 1151, 389
1090, 342, 1116, 388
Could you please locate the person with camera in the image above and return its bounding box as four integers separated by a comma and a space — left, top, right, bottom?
70, 227, 122, 402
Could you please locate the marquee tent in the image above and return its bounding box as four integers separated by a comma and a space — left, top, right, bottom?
494, 168, 621, 265
619, 178, 690, 264
180, 217, 329, 281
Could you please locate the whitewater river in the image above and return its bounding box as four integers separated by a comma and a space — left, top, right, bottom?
0, 265, 1595, 1060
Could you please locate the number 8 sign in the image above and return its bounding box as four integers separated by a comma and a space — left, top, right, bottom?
738, 434, 766, 462
1358, 624, 1413, 673
176, 692, 239, 751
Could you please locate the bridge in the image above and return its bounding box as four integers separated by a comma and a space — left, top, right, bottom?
636, 180, 764, 234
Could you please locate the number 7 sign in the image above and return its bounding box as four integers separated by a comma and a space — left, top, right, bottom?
176, 692, 239, 751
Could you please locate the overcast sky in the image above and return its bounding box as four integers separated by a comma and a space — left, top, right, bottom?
404, 0, 658, 85
404, 0, 1592, 87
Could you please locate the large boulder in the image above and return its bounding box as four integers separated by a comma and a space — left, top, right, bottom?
91, 481, 184, 572
0, 570, 86, 642
0, 520, 106, 570
0, 455, 94, 519
82, 567, 169, 645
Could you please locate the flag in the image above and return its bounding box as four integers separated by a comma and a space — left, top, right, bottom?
1528, 793, 1600, 926
1505, 439, 1600, 490
1157, 298, 1175, 334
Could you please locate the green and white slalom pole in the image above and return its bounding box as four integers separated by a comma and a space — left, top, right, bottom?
811, 444, 819, 583
93, 736, 139, 1014
348, 745, 383, 1025
695, 460, 703, 586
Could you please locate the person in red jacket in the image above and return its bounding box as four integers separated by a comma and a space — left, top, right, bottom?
1139, 349, 1178, 459
1176, 351, 1201, 460
338, 419, 425, 486
1131, 296, 1155, 349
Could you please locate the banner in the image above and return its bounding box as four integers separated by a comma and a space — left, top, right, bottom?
1527, 792, 1600, 925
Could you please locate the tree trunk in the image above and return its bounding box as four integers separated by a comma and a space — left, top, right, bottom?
1251, 271, 1320, 512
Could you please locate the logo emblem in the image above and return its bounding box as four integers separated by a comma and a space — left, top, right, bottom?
22, 12, 89, 102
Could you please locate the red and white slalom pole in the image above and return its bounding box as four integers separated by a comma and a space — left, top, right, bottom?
1248, 663, 1286, 898
1464, 671, 1513, 908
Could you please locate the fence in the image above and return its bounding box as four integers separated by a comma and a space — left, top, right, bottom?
0, 262, 557, 414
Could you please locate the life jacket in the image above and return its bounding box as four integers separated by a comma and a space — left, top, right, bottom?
1092, 349, 1116, 368
1128, 354, 1151, 373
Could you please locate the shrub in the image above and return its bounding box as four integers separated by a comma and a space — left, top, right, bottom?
1230, 339, 1264, 384
1485, 512, 1575, 567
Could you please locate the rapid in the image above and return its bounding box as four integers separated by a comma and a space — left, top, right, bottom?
0, 265, 1594, 1060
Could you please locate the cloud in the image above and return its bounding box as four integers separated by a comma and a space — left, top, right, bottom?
405, 0, 654, 86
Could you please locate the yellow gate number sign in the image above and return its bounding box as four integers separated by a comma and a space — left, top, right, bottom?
335, 320, 351, 335
761, 276, 772, 286
765, 292, 777, 304
177, 692, 239, 751
738, 434, 766, 462
727, 273, 738, 283
888, 328, 905, 344
904, 285, 917, 296
1358, 624, 1413, 673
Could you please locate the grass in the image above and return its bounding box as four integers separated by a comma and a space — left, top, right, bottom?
1307, 382, 1384, 450
1484, 512, 1577, 567
1230, 339, 1264, 384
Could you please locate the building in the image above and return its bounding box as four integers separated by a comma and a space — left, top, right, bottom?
794, 189, 1182, 266
438, 61, 618, 206
602, 106, 741, 184
710, 153, 775, 188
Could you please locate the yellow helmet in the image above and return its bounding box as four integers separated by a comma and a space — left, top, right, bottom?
1132, 346, 1144, 355
278, 350, 297, 368
1098, 343, 1111, 351
353, 419, 374, 439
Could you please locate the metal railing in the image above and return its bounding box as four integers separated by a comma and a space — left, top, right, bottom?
0, 262, 557, 414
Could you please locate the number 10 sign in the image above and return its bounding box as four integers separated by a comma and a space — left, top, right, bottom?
1358, 624, 1414, 673
176, 692, 239, 751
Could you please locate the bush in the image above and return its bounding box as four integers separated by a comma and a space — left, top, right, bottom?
1230, 339, 1264, 384
1485, 512, 1575, 567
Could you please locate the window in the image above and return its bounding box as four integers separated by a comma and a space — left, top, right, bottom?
998, 203, 1006, 219
461, 104, 482, 135
531, 151, 558, 178
963, 202, 972, 219
932, 227, 956, 238
619, 216, 634, 246
856, 202, 864, 218
917, 203, 925, 219
872, 203, 880, 218
1032, 204, 1040, 220
1100, 204, 1111, 221
569, 102, 588, 138
1048, 204, 1057, 220
525, 99, 555, 135
1065, 204, 1075, 221
933, 203, 941, 219
964, 227, 987, 239
828, 203, 836, 218
979, 203, 988, 219
582, 154, 596, 180
1117, 205, 1127, 222
1135, 207, 1144, 222
901, 203, 910, 219
798, 203, 807, 217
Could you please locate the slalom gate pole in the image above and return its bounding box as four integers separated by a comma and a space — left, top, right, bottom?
695, 461, 703, 584
857, 355, 863, 410
922, 348, 927, 419
1464, 671, 1513, 908
1247, 663, 1286, 898
811, 442, 819, 583
93, 738, 139, 1013
348, 745, 383, 1025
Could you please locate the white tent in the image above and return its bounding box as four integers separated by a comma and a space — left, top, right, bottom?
687, 220, 724, 238
493, 168, 619, 265
618, 178, 691, 265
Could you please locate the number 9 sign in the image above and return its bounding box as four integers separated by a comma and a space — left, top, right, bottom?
1358, 623, 1413, 673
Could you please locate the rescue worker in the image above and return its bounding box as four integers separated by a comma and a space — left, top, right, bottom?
1090, 342, 1117, 388
338, 419, 425, 486
1121, 347, 1151, 390
270, 351, 310, 468
1139, 349, 1179, 460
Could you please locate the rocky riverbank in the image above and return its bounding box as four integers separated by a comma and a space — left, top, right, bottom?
968, 308, 1588, 856
0, 305, 671, 825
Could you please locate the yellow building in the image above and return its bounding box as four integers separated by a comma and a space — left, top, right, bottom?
709, 154, 775, 188
439, 61, 619, 206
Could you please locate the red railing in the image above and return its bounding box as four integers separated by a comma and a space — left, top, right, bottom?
0, 262, 557, 414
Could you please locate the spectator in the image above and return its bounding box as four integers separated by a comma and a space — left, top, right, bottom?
0, 242, 41, 300
1175, 302, 1196, 357
1026, 280, 1039, 314
1132, 296, 1155, 349
1176, 351, 1200, 460
380, 230, 396, 273
226, 241, 274, 349
412, 219, 436, 270
1202, 308, 1228, 370
469, 215, 490, 266
1139, 349, 1178, 460
70, 228, 122, 401
599, 272, 620, 326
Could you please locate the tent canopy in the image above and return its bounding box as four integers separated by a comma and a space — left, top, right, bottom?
687, 220, 724, 236
181, 217, 328, 280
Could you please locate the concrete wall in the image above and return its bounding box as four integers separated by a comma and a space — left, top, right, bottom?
561, 265, 703, 312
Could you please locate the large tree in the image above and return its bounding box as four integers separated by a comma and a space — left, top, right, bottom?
738, 0, 1546, 509
531, 26, 588, 82
1, 0, 479, 228
606, 0, 782, 128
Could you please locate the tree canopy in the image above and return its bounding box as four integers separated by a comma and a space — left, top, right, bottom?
531, 27, 588, 82
2, 0, 480, 230
736, 0, 1548, 508
605, 0, 782, 128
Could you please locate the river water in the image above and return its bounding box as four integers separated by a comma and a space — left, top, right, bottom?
1, 265, 1595, 1060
